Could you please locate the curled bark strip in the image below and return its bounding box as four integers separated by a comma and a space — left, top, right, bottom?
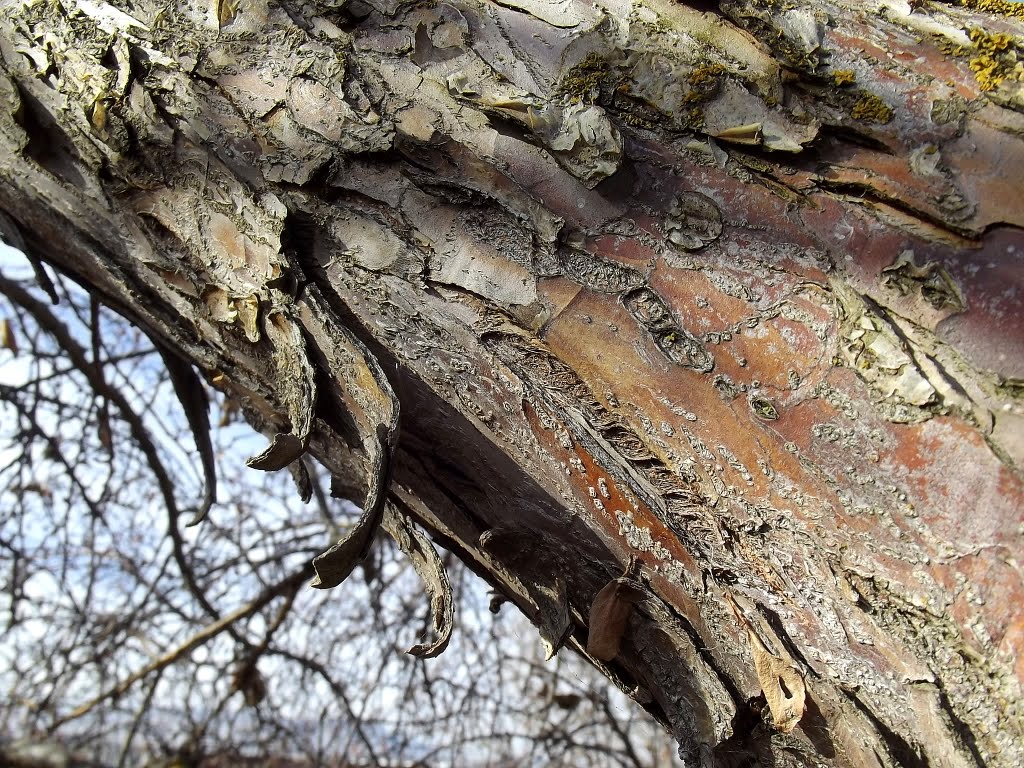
586, 561, 646, 662
726, 594, 806, 733
246, 432, 305, 472
297, 286, 399, 590
246, 310, 317, 471
309, 425, 393, 588
382, 503, 454, 659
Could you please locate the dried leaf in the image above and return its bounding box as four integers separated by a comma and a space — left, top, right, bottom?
587, 560, 646, 662
553, 693, 583, 710
235, 294, 260, 342
97, 403, 113, 454
727, 594, 806, 733
90, 97, 108, 134
382, 503, 454, 658
714, 122, 763, 145
218, 397, 240, 428
230, 656, 266, 707
217, 0, 239, 27
750, 633, 806, 733
203, 287, 237, 324
1, 318, 17, 354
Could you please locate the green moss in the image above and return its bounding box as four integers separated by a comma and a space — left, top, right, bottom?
851, 93, 894, 123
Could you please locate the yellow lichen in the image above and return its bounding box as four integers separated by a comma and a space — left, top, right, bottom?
620, 112, 656, 128
688, 63, 726, 88
970, 27, 1014, 51
851, 93, 894, 123
953, 0, 1024, 19
683, 106, 706, 130
679, 63, 726, 109
561, 53, 610, 103
832, 69, 857, 86
935, 27, 1021, 91
967, 28, 1020, 90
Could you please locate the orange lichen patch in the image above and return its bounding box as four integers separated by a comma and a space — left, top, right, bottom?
850, 93, 895, 124
832, 69, 857, 86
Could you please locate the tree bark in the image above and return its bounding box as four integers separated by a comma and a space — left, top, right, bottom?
2, 0, 1023, 765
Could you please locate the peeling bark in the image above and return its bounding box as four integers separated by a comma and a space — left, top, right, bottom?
1, 0, 1023, 765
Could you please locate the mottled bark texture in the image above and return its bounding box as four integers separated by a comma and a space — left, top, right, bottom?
1, 0, 1023, 765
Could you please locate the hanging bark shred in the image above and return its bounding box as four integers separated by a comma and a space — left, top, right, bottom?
535, 577, 573, 660
156, 344, 218, 525
382, 503, 454, 658
287, 457, 313, 504
727, 593, 806, 733
587, 558, 646, 662
479, 526, 573, 659
298, 287, 400, 590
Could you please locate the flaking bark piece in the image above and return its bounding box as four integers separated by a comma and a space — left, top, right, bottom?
586, 561, 646, 662
727, 594, 806, 733
298, 286, 399, 590
382, 503, 454, 658
246, 432, 304, 471
245, 310, 317, 472
154, 345, 218, 526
